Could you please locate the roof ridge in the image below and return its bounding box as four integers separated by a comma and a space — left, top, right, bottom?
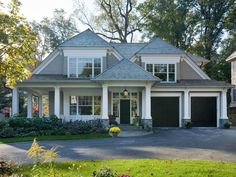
59, 28, 109, 47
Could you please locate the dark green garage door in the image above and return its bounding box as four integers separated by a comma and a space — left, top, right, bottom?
151, 97, 179, 127
191, 97, 217, 127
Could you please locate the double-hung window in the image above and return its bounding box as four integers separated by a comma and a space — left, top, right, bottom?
68, 57, 102, 78
146, 63, 176, 82
69, 96, 101, 116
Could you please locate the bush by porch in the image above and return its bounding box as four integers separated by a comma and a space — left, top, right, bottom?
0, 115, 108, 141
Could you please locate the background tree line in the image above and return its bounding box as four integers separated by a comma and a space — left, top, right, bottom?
0, 0, 236, 89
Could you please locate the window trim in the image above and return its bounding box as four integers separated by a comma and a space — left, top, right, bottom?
69, 96, 101, 116
145, 63, 177, 83
67, 57, 103, 78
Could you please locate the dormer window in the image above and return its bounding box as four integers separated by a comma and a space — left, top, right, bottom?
68, 57, 102, 78
146, 63, 176, 82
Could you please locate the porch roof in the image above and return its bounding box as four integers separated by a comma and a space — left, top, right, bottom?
153, 80, 232, 88
19, 75, 92, 83
93, 59, 161, 81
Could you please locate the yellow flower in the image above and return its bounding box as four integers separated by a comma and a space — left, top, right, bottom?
109, 127, 121, 134
27, 138, 45, 159
43, 147, 59, 163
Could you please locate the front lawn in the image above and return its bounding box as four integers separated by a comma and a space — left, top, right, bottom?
0, 134, 110, 144
18, 159, 236, 177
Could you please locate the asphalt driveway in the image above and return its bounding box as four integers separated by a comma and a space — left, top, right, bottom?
0, 128, 236, 163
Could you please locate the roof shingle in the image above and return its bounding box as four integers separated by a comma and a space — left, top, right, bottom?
60, 29, 109, 47
94, 59, 160, 81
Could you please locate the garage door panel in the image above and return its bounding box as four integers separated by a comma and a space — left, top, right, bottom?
191, 97, 216, 127
151, 97, 179, 127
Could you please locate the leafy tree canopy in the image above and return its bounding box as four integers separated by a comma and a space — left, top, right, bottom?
32, 9, 79, 61
0, 0, 37, 87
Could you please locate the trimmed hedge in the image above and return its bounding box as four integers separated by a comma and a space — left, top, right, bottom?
0, 116, 106, 138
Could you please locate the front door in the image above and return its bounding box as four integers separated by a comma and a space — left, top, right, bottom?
120, 99, 130, 124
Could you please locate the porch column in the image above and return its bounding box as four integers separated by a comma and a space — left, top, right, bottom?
142, 89, 145, 119
183, 90, 190, 119
221, 89, 228, 119
54, 87, 60, 118
27, 92, 32, 118
102, 84, 109, 119
38, 95, 43, 118
12, 87, 19, 115
145, 85, 151, 119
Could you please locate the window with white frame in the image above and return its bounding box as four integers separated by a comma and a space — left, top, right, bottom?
146, 63, 176, 82
68, 57, 102, 78
69, 96, 101, 116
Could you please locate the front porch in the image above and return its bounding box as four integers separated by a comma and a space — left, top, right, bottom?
12, 82, 154, 128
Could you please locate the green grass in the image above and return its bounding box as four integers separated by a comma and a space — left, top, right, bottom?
0, 134, 110, 144
18, 159, 236, 177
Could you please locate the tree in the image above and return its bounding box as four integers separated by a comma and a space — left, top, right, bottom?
139, 0, 236, 79
0, 0, 37, 87
138, 0, 197, 50
192, 0, 236, 61
32, 9, 78, 61
74, 0, 140, 43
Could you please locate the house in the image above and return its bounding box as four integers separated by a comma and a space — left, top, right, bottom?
12, 29, 231, 128
226, 51, 236, 107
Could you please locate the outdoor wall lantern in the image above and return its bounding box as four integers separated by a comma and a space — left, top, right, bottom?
123, 88, 129, 96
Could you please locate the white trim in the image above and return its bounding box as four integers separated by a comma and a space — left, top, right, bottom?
110, 48, 123, 60
67, 57, 102, 78
184, 55, 210, 80
152, 88, 225, 92
151, 92, 182, 127
145, 63, 177, 83
63, 49, 106, 57
33, 50, 60, 74
111, 91, 140, 124
190, 92, 220, 128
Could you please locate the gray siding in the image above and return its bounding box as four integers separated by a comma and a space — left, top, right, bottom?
63, 56, 68, 75
39, 54, 64, 75
180, 60, 202, 80
106, 53, 119, 69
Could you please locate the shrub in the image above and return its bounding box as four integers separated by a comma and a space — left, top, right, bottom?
184, 120, 192, 129
93, 167, 115, 177
0, 126, 14, 138
0, 160, 16, 176
0, 117, 106, 138
224, 121, 232, 129
0, 120, 7, 129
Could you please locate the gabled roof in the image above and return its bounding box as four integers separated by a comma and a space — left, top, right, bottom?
60, 29, 109, 47
137, 37, 184, 54
111, 43, 146, 59
226, 51, 236, 62
93, 59, 160, 81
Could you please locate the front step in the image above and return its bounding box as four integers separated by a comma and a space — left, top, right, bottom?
119, 125, 143, 131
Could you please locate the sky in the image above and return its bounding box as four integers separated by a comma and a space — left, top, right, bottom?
2, 0, 95, 30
